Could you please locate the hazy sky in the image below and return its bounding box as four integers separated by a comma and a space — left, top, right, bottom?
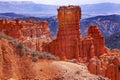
0, 0, 120, 5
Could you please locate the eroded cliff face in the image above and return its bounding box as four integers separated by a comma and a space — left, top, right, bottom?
88, 50, 120, 80
82, 25, 105, 59
43, 6, 83, 60
0, 20, 51, 51
0, 37, 105, 80
42, 5, 120, 80
0, 38, 36, 79
0, 5, 119, 80
0, 38, 20, 79
43, 6, 106, 61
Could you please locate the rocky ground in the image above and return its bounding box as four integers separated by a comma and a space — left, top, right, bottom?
0, 36, 108, 80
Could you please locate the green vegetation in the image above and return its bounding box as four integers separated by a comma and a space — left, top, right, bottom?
31, 52, 60, 62
0, 32, 17, 44
0, 32, 60, 62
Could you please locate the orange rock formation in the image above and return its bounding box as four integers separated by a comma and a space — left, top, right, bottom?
0, 20, 51, 51
43, 6, 105, 60
43, 6, 82, 60
82, 25, 105, 59
0, 19, 22, 39
0, 37, 106, 79
42, 5, 120, 80
0, 5, 120, 80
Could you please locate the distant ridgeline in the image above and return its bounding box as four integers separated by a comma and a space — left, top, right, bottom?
0, 5, 120, 80
0, 13, 120, 49
105, 32, 120, 49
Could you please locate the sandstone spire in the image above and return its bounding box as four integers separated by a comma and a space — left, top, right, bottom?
43, 5, 83, 60
87, 25, 105, 56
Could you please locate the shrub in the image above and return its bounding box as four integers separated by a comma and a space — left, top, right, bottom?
32, 57, 38, 62
31, 51, 38, 57
38, 52, 44, 59
0, 33, 32, 56
16, 42, 24, 56
0, 33, 17, 44
38, 52, 60, 60
0, 33, 60, 61
17, 42, 23, 49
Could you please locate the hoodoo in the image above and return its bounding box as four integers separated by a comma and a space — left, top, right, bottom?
0, 20, 51, 51
43, 6, 106, 61
0, 5, 120, 80
43, 6, 83, 60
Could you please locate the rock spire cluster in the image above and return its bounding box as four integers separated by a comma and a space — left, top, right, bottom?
0, 20, 51, 51
42, 5, 120, 80
43, 6, 105, 60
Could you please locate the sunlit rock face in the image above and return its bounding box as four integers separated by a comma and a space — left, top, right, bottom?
0, 20, 51, 51
82, 25, 106, 59
20, 20, 51, 51
0, 5, 120, 80
0, 38, 107, 80
42, 5, 120, 80
87, 26, 105, 56
42, 6, 105, 60
88, 51, 120, 80
0, 20, 22, 39
43, 6, 83, 60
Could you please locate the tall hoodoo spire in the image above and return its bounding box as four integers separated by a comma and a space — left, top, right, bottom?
43, 6, 105, 60
43, 5, 83, 59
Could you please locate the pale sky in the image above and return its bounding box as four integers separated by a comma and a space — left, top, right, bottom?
0, 0, 120, 5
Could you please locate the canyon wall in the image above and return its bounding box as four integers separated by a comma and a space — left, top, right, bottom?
82, 25, 105, 59
0, 5, 120, 80
0, 37, 106, 80
42, 5, 120, 80
43, 6, 82, 60
0, 20, 51, 51
43, 6, 106, 60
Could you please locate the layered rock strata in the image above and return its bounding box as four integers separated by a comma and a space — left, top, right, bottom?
0, 20, 51, 51
42, 5, 120, 80
0, 38, 106, 80
43, 6, 83, 60
42, 6, 105, 60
